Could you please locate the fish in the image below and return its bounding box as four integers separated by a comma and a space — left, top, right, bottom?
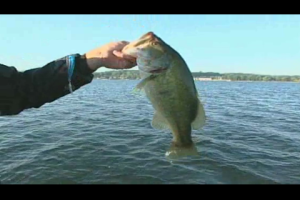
122, 31, 206, 159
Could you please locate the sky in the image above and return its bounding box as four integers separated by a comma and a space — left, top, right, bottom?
0, 14, 299, 75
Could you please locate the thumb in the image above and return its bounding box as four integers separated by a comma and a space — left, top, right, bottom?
113, 50, 136, 62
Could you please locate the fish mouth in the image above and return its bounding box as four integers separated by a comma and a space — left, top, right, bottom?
122, 46, 137, 58
122, 31, 159, 58
122, 44, 146, 58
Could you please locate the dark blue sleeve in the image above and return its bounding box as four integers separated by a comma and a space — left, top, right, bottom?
0, 54, 94, 116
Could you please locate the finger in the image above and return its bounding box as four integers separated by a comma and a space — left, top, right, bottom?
121, 61, 137, 69
113, 50, 136, 62
120, 41, 129, 45
115, 59, 137, 69
114, 41, 130, 50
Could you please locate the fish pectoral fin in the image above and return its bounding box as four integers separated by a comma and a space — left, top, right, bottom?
151, 111, 170, 131
133, 74, 155, 93
132, 80, 147, 96
191, 98, 206, 130
134, 79, 147, 92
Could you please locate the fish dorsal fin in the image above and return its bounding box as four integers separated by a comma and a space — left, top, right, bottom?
151, 111, 170, 131
191, 98, 206, 130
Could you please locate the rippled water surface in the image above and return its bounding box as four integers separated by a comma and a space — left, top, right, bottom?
1, 80, 300, 184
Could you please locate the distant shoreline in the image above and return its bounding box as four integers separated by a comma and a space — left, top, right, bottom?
93, 70, 300, 82
93, 78, 299, 83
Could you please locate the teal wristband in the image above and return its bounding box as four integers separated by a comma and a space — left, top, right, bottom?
68, 55, 76, 93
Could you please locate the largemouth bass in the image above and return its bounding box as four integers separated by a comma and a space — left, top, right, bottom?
122, 31, 206, 159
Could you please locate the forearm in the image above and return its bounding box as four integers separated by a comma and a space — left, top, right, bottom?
0, 54, 94, 116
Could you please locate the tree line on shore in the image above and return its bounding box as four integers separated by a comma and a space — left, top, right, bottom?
93, 70, 300, 82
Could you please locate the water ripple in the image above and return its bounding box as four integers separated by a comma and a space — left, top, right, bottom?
1, 80, 300, 184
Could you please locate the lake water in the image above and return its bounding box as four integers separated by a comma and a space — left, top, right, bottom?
0, 80, 300, 184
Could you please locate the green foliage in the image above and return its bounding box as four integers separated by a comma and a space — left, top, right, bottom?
93, 70, 300, 82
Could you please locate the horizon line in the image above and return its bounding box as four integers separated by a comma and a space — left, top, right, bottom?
95, 70, 300, 77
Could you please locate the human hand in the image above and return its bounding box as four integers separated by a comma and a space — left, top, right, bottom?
84, 41, 137, 71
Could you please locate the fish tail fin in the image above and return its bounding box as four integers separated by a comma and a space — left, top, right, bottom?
165, 141, 199, 160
